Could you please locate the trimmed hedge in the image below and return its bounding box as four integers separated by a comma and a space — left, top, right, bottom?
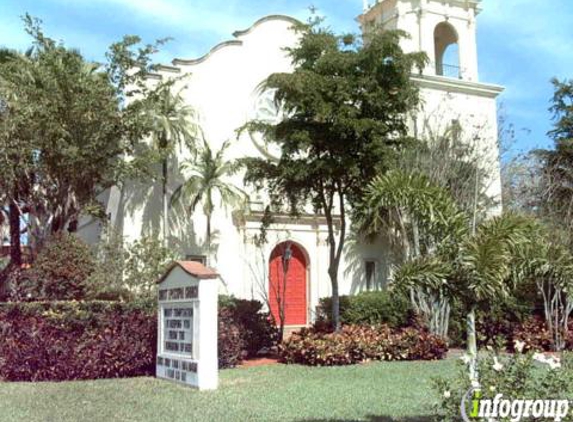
280, 324, 448, 366
0, 301, 156, 382
316, 290, 414, 329
0, 297, 277, 381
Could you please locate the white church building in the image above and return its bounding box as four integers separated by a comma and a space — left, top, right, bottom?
81, 0, 503, 328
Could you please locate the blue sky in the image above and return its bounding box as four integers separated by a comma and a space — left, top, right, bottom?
1, 0, 572, 155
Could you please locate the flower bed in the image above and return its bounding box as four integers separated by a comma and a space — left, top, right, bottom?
279, 324, 448, 366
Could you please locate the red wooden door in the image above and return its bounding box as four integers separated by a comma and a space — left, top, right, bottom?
269, 243, 307, 326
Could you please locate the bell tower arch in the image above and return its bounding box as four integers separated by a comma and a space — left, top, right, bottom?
358, 0, 481, 82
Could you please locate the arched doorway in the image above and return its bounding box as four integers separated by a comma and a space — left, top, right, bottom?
268, 242, 308, 326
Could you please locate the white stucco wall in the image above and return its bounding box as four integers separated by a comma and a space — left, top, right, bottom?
79, 5, 503, 325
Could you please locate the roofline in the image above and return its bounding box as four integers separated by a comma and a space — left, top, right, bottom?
172, 40, 244, 66
155, 64, 181, 74
232, 15, 301, 38
169, 15, 301, 68
157, 261, 219, 284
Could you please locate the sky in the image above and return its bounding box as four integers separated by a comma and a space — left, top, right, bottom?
0, 0, 572, 156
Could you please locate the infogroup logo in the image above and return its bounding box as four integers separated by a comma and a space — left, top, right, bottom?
461, 388, 570, 422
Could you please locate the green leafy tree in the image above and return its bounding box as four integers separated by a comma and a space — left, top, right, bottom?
171, 138, 245, 262
240, 20, 426, 330
0, 46, 33, 267
532, 78, 573, 243
0, 15, 172, 265
146, 85, 196, 245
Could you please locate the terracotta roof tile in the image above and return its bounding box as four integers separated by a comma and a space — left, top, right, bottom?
157, 261, 219, 284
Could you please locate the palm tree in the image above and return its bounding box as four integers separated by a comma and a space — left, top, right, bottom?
395, 212, 532, 380
357, 170, 467, 337
171, 138, 246, 262
147, 85, 196, 245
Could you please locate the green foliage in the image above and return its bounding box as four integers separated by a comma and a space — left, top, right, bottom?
145, 84, 197, 242
87, 230, 178, 303
280, 324, 448, 366
395, 213, 535, 310
217, 307, 245, 369
513, 226, 573, 350
434, 352, 573, 422
358, 169, 468, 261
535, 78, 573, 230
219, 295, 278, 357
7, 233, 95, 301
172, 138, 245, 250
240, 20, 426, 329
85, 226, 131, 301
315, 290, 413, 328
0, 16, 181, 257
123, 235, 178, 303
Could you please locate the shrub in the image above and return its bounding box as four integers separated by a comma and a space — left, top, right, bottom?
123, 236, 178, 303
0, 301, 156, 381
219, 295, 278, 357
434, 352, 573, 422
511, 316, 559, 352
316, 290, 414, 329
6, 233, 96, 301
218, 307, 245, 369
85, 226, 132, 301
279, 324, 448, 366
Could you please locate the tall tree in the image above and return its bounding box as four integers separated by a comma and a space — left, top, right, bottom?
171, 138, 245, 261
0, 46, 31, 267
147, 85, 196, 245
0, 15, 170, 261
241, 20, 426, 330
536, 78, 573, 232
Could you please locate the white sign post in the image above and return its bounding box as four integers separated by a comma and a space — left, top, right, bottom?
156, 261, 219, 390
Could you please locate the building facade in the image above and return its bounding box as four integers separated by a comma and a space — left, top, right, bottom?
80, 0, 503, 328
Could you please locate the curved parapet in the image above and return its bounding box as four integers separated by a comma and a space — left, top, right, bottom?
172, 40, 244, 67
166, 14, 300, 70
232, 15, 300, 38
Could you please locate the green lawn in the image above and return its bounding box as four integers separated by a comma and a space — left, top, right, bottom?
0, 360, 455, 422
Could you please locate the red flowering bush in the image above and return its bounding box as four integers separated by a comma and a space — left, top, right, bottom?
279, 324, 448, 366
0, 301, 156, 381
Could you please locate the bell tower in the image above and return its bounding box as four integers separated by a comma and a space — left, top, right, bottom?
358, 0, 481, 82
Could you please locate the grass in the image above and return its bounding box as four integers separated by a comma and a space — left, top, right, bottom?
0, 360, 455, 422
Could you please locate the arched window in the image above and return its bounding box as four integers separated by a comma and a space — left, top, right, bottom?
434, 22, 460, 78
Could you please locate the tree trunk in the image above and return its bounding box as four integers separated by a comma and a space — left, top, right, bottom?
68, 216, 78, 233
162, 158, 169, 246
206, 213, 211, 265
8, 196, 22, 267
467, 306, 478, 382
330, 268, 340, 331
